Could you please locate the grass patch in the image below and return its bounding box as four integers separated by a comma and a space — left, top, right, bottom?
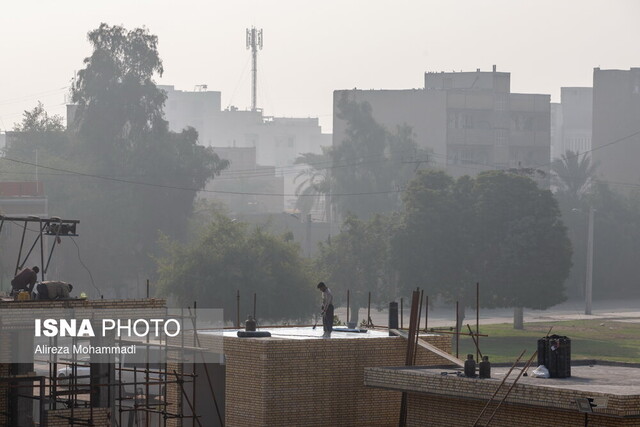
454, 319, 640, 363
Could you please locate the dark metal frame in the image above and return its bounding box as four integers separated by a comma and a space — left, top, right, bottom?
0, 215, 79, 281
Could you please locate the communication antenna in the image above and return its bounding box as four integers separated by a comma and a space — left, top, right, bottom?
246, 26, 263, 112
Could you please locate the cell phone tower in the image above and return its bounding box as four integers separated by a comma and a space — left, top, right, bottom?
246, 27, 263, 112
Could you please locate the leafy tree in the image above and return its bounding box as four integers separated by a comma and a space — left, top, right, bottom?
392, 170, 477, 302
316, 214, 395, 325
552, 150, 597, 206
588, 182, 640, 299
293, 147, 332, 220
473, 171, 572, 327
551, 150, 598, 298
0, 24, 228, 297
13, 101, 64, 132
62, 24, 229, 295
157, 213, 315, 322
3, 102, 68, 166
392, 170, 572, 328
331, 94, 430, 220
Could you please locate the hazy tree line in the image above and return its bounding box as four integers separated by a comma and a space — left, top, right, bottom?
2, 24, 228, 297
3, 24, 639, 327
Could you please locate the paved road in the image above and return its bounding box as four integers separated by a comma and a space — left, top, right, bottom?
335, 298, 640, 328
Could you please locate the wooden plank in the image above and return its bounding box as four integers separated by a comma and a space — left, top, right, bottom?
390, 329, 464, 367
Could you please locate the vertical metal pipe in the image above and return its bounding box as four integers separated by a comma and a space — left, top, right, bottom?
586, 207, 594, 315
413, 289, 424, 365
476, 282, 480, 362
236, 290, 240, 328
39, 377, 45, 426
400, 298, 404, 329
455, 301, 460, 359
193, 301, 198, 427
15, 219, 28, 275
367, 292, 371, 327
425, 295, 429, 333
39, 219, 45, 280
347, 289, 350, 324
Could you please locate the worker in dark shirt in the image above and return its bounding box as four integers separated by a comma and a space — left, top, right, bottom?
317, 282, 334, 338
11, 266, 39, 294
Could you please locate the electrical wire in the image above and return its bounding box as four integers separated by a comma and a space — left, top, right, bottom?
0, 155, 402, 197
0, 87, 69, 106
2, 219, 101, 296
69, 236, 102, 297
4, 127, 640, 195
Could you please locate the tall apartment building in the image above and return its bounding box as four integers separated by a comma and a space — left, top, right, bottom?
333, 67, 551, 179
592, 67, 640, 192
550, 103, 563, 161
550, 87, 593, 161
160, 85, 222, 146
332, 89, 448, 168
203, 146, 284, 214
159, 85, 331, 213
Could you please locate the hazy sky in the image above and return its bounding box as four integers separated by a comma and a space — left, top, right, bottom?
1, 0, 639, 133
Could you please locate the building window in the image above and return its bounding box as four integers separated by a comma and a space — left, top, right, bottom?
495, 94, 508, 111
463, 115, 474, 129
496, 129, 508, 145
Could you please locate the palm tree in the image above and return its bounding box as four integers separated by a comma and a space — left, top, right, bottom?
293, 148, 332, 221
551, 150, 597, 203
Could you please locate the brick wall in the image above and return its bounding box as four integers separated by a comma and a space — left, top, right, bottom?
42, 407, 110, 426
365, 366, 640, 418
406, 394, 640, 427
224, 334, 451, 427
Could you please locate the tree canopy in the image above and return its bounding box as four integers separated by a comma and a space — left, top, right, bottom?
392, 170, 572, 312
316, 214, 396, 323
3, 24, 228, 297
157, 213, 316, 322
328, 94, 431, 220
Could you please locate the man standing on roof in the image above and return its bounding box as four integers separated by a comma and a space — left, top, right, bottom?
317, 282, 334, 338
11, 266, 39, 295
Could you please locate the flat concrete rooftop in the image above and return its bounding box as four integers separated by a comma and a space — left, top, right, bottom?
408, 363, 640, 395
220, 326, 398, 339
365, 361, 640, 417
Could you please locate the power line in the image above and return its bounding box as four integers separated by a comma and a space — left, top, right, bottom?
0, 144, 423, 181
0, 87, 69, 106
0, 155, 401, 198
533, 129, 640, 171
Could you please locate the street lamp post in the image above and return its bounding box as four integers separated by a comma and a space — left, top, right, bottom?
572, 207, 595, 315
585, 207, 594, 315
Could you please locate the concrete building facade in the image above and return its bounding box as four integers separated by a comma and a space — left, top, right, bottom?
333, 67, 551, 179
160, 85, 331, 213
550, 87, 593, 161
592, 68, 640, 192
204, 146, 284, 214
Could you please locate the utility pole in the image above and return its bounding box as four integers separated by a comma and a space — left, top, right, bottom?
246, 26, 263, 112
585, 207, 594, 315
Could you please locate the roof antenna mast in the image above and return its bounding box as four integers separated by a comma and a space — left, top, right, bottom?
246, 26, 263, 112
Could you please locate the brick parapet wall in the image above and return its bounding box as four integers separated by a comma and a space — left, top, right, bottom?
406, 394, 640, 427
365, 366, 640, 418
42, 407, 110, 426
0, 298, 166, 309
224, 334, 451, 426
